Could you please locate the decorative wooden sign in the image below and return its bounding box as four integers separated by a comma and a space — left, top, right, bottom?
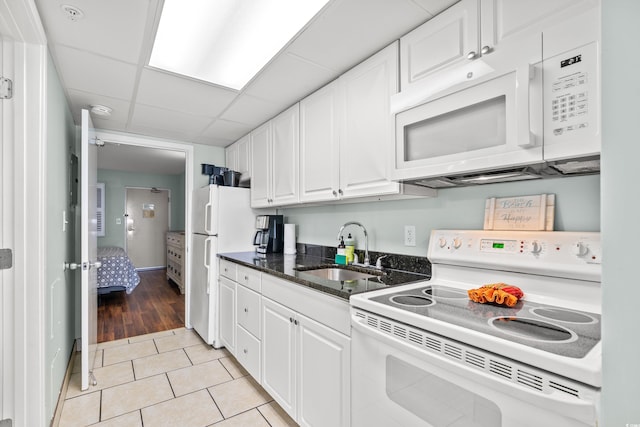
484, 194, 555, 231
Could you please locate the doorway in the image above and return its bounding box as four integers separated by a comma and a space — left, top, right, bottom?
94, 130, 193, 343
125, 187, 170, 269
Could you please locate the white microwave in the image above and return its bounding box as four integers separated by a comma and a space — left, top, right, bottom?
391, 32, 600, 187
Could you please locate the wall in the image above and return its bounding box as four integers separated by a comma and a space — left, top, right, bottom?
97, 169, 185, 248
44, 52, 77, 422
601, 0, 640, 424
281, 175, 600, 257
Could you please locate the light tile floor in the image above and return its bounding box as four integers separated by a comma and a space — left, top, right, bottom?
55, 328, 298, 427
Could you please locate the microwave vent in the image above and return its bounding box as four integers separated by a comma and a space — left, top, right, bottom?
549, 158, 600, 175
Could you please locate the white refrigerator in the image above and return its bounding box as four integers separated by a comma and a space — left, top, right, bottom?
191, 185, 256, 347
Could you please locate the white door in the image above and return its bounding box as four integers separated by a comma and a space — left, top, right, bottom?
0, 35, 6, 420
190, 233, 218, 345
125, 187, 169, 269
80, 109, 99, 390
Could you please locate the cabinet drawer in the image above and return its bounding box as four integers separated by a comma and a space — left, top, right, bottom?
237, 265, 261, 293
166, 232, 184, 247
236, 285, 261, 338
236, 325, 261, 381
219, 259, 237, 281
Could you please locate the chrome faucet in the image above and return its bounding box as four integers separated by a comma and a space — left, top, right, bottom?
337, 221, 369, 266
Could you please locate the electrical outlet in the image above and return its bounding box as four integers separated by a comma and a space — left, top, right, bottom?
116, 217, 122, 225
404, 225, 416, 247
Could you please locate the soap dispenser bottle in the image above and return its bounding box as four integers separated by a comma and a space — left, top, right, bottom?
345, 233, 355, 264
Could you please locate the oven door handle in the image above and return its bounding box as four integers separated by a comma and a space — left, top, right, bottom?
351, 317, 598, 425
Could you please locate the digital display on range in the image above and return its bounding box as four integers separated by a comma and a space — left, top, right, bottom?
492, 242, 505, 249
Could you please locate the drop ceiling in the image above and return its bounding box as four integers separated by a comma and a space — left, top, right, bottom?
35, 0, 456, 150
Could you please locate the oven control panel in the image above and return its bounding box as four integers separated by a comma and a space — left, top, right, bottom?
428, 230, 601, 281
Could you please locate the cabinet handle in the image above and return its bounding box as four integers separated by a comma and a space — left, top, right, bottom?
244, 349, 248, 354
466, 51, 478, 60
338, 189, 343, 195
332, 190, 337, 197
294, 319, 299, 326
289, 317, 293, 323
244, 308, 248, 313
244, 275, 249, 281
481, 45, 493, 55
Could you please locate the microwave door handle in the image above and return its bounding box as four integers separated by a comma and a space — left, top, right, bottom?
517, 63, 537, 148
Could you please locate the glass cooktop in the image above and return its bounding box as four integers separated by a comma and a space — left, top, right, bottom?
369, 284, 601, 358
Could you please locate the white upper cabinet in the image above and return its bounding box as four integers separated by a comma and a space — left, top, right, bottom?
300, 42, 434, 203
225, 133, 251, 182
400, 0, 479, 91
225, 143, 238, 172
271, 104, 300, 206
299, 81, 341, 203
250, 104, 300, 208
339, 42, 400, 199
400, 0, 595, 95
250, 121, 272, 207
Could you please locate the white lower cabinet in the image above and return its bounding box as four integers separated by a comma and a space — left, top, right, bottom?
218, 276, 236, 354
262, 297, 351, 427
221, 261, 351, 427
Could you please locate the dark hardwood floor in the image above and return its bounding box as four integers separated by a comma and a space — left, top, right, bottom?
97, 269, 185, 343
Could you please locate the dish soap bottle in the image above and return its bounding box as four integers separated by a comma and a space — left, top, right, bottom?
335, 236, 347, 265
345, 233, 356, 264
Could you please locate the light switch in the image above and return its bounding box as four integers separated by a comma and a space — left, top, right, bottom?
116, 218, 122, 225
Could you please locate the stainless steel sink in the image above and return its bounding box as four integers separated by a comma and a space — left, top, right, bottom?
299, 267, 379, 281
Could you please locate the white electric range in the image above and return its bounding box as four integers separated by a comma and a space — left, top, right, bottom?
350, 229, 601, 427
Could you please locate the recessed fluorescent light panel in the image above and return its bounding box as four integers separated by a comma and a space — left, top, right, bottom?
149, 0, 330, 90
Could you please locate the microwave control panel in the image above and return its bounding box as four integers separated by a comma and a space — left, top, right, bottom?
543, 41, 599, 158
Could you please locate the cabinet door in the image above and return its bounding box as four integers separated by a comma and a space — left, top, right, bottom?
481, 0, 594, 54
400, 0, 479, 90
297, 314, 350, 427
271, 104, 299, 206
219, 277, 236, 354
225, 142, 239, 172
236, 134, 251, 180
299, 81, 341, 203
262, 297, 297, 419
339, 42, 400, 199
250, 121, 272, 208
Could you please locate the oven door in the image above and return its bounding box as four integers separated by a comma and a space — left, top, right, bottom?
351, 312, 599, 427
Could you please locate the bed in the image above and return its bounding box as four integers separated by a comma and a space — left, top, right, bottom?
97, 246, 141, 294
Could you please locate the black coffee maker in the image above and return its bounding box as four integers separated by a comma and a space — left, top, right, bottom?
254, 215, 284, 254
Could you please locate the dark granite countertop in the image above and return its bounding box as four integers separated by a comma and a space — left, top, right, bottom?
218, 251, 431, 300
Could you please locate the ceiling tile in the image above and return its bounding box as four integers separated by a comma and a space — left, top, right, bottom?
35, 0, 151, 64
67, 89, 131, 127
129, 103, 212, 141
244, 53, 336, 108
288, 0, 433, 73
411, 0, 457, 16
200, 119, 253, 143
219, 94, 283, 128
136, 68, 238, 117
54, 45, 138, 100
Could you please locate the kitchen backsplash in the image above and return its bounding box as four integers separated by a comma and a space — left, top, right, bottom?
283, 174, 600, 257
297, 243, 432, 277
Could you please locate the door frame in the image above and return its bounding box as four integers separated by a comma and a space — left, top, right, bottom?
124, 186, 172, 269
94, 130, 194, 327
0, 1, 48, 425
